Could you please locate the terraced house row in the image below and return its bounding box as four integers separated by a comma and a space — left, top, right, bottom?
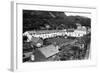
23, 26, 87, 42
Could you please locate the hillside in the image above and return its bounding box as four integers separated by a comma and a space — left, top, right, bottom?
23, 10, 91, 32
